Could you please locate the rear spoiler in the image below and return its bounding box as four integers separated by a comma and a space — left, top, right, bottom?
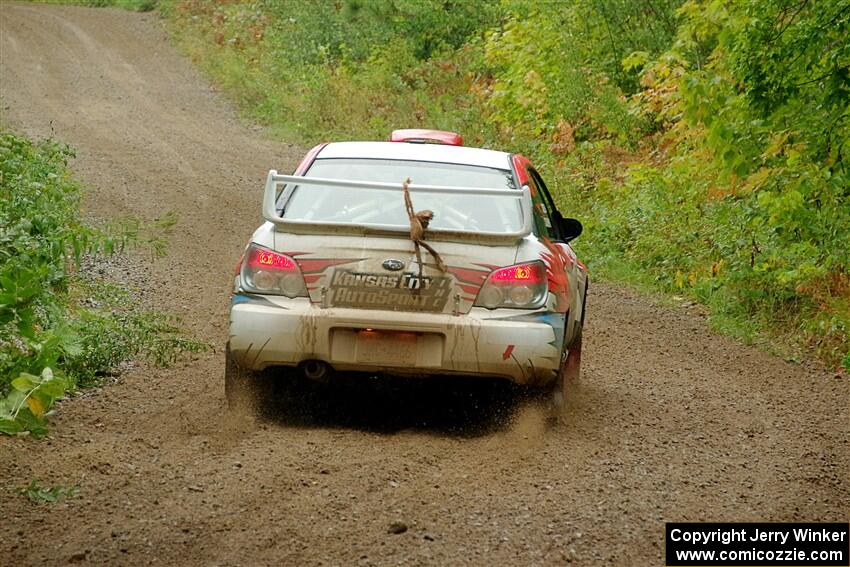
262, 171, 533, 243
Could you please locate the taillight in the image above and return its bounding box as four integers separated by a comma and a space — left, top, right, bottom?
473, 261, 548, 310
240, 243, 307, 298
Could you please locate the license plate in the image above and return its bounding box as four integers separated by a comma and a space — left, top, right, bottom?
355, 330, 418, 366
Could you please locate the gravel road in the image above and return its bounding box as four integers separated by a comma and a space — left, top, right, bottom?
0, 4, 847, 566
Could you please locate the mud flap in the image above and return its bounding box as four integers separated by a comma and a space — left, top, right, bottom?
552, 328, 582, 411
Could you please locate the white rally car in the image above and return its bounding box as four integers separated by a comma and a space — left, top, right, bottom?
227, 129, 587, 407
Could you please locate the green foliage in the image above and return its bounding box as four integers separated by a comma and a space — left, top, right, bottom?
19, 478, 79, 503
166, 0, 500, 143
58, 276, 208, 386
167, 0, 849, 367
0, 368, 67, 437
260, 0, 502, 65
0, 131, 207, 435
502, 0, 683, 93
483, 8, 651, 148
649, 0, 849, 363
34, 0, 157, 12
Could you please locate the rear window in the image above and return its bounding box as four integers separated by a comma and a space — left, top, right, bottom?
279, 158, 522, 233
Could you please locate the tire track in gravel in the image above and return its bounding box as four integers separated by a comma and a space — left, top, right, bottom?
1, 4, 847, 566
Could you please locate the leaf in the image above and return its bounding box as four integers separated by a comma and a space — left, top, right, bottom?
57, 327, 83, 358
39, 490, 59, 503
15, 408, 48, 438
1, 390, 26, 416
21, 479, 79, 503
10, 373, 38, 392
0, 418, 23, 435
622, 51, 650, 71
38, 378, 67, 399
27, 396, 45, 418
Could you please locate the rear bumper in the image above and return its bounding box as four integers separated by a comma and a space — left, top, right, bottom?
228, 294, 564, 385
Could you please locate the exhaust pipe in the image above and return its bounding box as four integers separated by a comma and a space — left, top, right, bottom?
302, 360, 330, 381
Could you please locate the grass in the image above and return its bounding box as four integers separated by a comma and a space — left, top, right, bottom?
32, 0, 156, 12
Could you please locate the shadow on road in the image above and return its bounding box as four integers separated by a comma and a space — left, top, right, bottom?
252, 370, 549, 437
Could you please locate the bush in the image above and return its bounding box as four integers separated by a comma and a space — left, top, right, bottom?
0, 131, 206, 435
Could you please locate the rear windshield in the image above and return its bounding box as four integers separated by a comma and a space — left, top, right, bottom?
280, 158, 523, 233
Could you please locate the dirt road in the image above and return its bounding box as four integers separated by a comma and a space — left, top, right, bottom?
1, 4, 847, 566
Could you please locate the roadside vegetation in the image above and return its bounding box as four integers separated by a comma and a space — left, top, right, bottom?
35, 0, 156, 11
0, 131, 206, 436
162, 0, 848, 370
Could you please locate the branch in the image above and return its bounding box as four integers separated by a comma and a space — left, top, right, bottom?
791, 66, 847, 87
766, 0, 810, 45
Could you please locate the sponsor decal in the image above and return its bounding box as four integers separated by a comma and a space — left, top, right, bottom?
230, 294, 286, 309
540, 237, 573, 312
330, 270, 451, 311
493, 311, 566, 354
283, 254, 364, 303
444, 263, 497, 299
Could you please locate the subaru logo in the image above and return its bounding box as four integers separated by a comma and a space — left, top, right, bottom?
382, 259, 405, 271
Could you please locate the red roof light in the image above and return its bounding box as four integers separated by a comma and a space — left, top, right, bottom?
511, 154, 532, 186
390, 129, 463, 146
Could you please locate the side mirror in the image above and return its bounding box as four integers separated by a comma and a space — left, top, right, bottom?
557, 216, 582, 242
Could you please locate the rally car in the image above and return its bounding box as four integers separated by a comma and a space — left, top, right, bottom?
227, 129, 587, 408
